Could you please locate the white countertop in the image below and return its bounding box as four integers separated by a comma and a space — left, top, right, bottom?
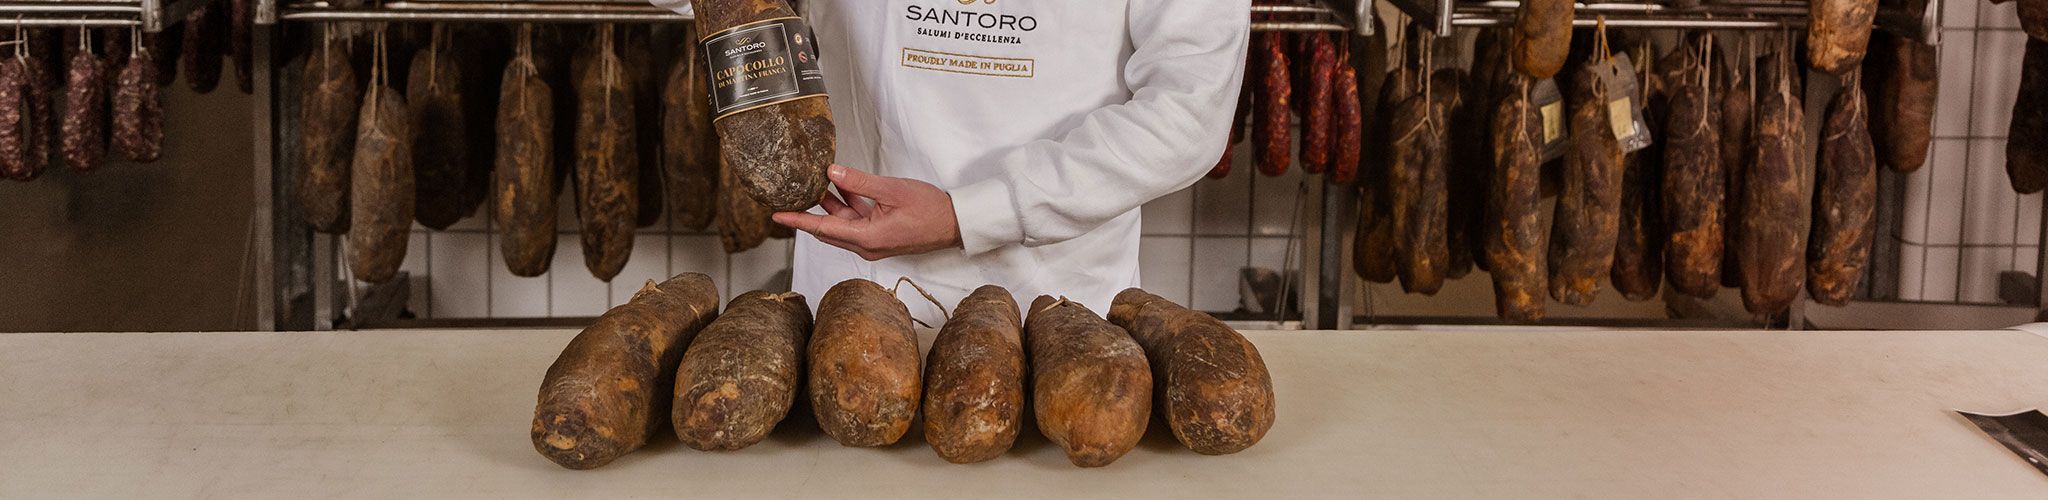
4, 328, 2048, 499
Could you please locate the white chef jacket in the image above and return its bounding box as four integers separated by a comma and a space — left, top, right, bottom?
655, 0, 1250, 323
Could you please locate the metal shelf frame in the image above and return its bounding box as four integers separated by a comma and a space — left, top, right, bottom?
1390, 0, 1940, 42
271, 0, 691, 24
0, 0, 220, 32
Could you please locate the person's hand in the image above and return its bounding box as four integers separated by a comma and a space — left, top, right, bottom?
772, 165, 963, 261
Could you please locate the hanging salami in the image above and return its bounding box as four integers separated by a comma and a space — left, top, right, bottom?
1488, 74, 1548, 322
1865, 31, 1936, 173
2007, 38, 2048, 194
573, 28, 639, 281
1549, 49, 1624, 305
347, 36, 415, 285
1739, 47, 1809, 316
495, 29, 557, 278
664, 26, 719, 231
1809, 69, 1876, 306
1255, 31, 1291, 177
1662, 36, 1726, 299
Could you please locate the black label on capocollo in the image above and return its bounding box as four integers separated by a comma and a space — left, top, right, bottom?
703, 17, 828, 121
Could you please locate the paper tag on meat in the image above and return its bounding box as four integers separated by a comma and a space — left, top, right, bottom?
1534, 77, 1567, 162
1596, 53, 1654, 153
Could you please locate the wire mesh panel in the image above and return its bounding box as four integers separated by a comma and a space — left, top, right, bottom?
328, 163, 1312, 324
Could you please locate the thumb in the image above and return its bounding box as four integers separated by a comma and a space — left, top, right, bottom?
829, 165, 903, 203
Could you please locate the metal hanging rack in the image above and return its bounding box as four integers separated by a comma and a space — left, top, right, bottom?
1252, 2, 1361, 33
0, 0, 219, 31
269, 1, 1361, 30
1390, 0, 1939, 42
269, 0, 691, 24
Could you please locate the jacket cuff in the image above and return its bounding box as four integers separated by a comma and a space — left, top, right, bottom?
949, 177, 1025, 256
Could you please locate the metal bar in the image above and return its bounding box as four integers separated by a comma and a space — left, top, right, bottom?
1251, 21, 1351, 32
1349, 315, 1766, 330
1316, 180, 1351, 330
0, 18, 138, 27
279, 9, 689, 23
1250, 4, 1336, 15
1451, 15, 1809, 29
0, 5, 141, 14
254, 22, 276, 330
1461, 1, 1809, 16
1438, 0, 1455, 34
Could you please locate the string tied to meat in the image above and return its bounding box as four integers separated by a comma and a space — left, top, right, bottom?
891, 277, 949, 328
1031, 296, 1073, 318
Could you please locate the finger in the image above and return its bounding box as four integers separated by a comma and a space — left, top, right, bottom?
847, 194, 879, 218
812, 234, 881, 261
819, 191, 857, 219
828, 164, 903, 203
772, 211, 861, 244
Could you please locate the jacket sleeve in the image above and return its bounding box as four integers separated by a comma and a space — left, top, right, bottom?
949, 0, 1252, 256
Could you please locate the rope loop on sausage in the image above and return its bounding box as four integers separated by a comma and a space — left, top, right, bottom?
890, 276, 951, 322
1030, 296, 1072, 318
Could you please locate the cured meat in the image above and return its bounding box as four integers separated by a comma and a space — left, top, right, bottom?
2009, 38, 2048, 194
923, 285, 1026, 464
1864, 30, 1936, 173
1613, 42, 1667, 302
347, 76, 414, 284
1807, 0, 1878, 74
719, 156, 782, 253
533, 274, 719, 470
574, 28, 638, 281
1719, 45, 1755, 289
1330, 48, 1363, 186
300, 30, 358, 235
1549, 55, 1624, 305
1663, 37, 1726, 299
2022, 0, 2048, 42
0, 58, 29, 181
1390, 76, 1447, 295
495, 35, 556, 278
409, 30, 470, 230
809, 279, 922, 447
1355, 41, 1412, 285
1511, 0, 1574, 78
687, 0, 836, 211
1302, 33, 1337, 174
1488, 74, 1548, 322
1026, 296, 1150, 468
1809, 69, 1876, 306
112, 46, 164, 163
1435, 69, 1483, 280
1740, 48, 1809, 316
181, 6, 221, 94
1255, 31, 1291, 177
623, 27, 663, 228
24, 30, 54, 177
60, 38, 107, 172
664, 26, 718, 231
671, 290, 811, 451
1108, 288, 1275, 455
